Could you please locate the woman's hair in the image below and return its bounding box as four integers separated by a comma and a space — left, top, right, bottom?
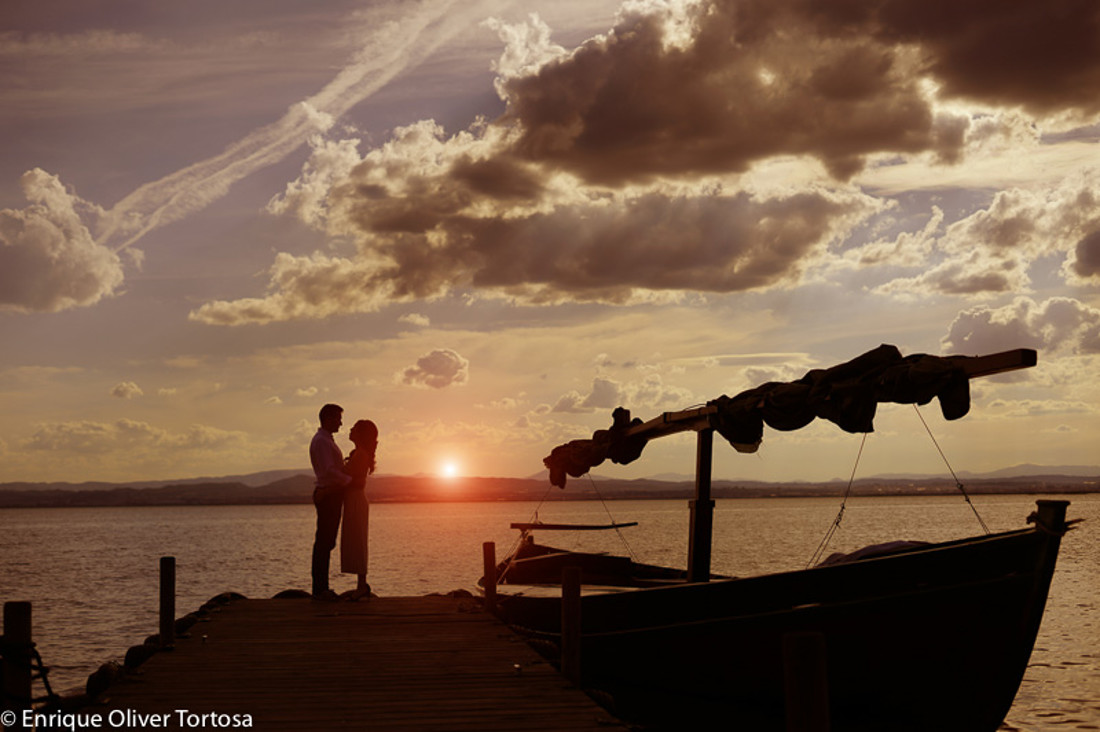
351, 419, 378, 475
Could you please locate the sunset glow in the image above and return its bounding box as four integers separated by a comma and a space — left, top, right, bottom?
1, 0, 1098, 486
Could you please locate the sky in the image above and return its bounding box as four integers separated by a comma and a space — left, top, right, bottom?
1, 0, 1099, 486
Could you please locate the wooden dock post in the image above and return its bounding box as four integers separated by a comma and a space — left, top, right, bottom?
159, 556, 175, 649
783, 631, 830, 732
2, 601, 33, 725
561, 566, 582, 685
482, 542, 497, 613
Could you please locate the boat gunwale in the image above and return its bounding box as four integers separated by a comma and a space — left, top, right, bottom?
506, 567, 1031, 642
492, 522, 1042, 601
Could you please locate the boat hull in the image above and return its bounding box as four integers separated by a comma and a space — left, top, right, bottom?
492, 501, 1070, 731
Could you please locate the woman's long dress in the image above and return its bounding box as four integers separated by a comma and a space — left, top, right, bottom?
340, 449, 370, 575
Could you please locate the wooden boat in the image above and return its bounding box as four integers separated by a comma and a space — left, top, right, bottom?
483, 346, 1077, 731
493, 521, 688, 587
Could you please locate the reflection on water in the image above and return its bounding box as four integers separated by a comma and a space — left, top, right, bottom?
1, 494, 1096, 729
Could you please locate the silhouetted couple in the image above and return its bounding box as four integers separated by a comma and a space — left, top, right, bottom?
309, 403, 377, 601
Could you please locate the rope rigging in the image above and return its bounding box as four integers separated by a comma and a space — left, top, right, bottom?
0, 635, 60, 708
586, 473, 640, 563
912, 404, 990, 535
807, 432, 867, 568
496, 482, 557, 584
807, 404, 992, 567
496, 471, 642, 585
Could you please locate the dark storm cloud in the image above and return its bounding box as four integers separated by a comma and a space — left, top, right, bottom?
502, 0, 959, 183
500, 0, 1100, 185
340, 188, 877, 307
1072, 229, 1100, 278
452, 191, 870, 297
864, 0, 1100, 115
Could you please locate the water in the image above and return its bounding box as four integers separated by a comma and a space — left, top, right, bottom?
2, 494, 1097, 730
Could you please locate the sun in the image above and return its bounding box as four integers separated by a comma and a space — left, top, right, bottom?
440, 461, 460, 479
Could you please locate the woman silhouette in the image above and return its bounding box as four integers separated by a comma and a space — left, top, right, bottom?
341, 419, 377, 600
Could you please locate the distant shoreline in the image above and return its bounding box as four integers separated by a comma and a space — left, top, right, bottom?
1, 472, 1095, 508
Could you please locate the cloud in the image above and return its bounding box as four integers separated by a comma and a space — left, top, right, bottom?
628, 371, 693, 407
398, 348, 470, 389
837, 205, 943, 269
0, 169, 124, 313
110, 381, 144, 399
987, 398, 1098, 418
21, 419, 247, 454
296, 387, 319, 398
874, 251, 1031, 299
229, 0, 1100, 324
210, 168, 881, 321
552, 372, 692, 413
582, 377, 622, 409
0, 29, 161, 57
866, 0, 1100, 118
3, 1, 503, 316
399, 313, 431, 327
551, 390, 590, 413
943, 296, 1100, 355
95, 0, 504, 254
867, 171, 1100, 296
172, 424, 248, 450
500, 4, 966, 184
189, 251, 395, 325
1068, 228, 1100, 281
264, 135, 365, 228
489, 0, 1098, 185
17, 0, 1096, 323
454, 189, 877, 300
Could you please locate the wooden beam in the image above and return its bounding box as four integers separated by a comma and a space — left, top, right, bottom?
510, 522, 639, 531
626, 405, 717, 440
951, 348, 1037, 378
621, 348, 1038, 444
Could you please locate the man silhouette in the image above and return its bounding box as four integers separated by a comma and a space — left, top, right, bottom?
310, 403, 351, 600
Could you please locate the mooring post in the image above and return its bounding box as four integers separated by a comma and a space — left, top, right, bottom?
783, 631, 830, 732
159, 556, 176, 649
3, 601, 33, 723
687, 427, 715, 583
482, 542, 497, 613
561, 567, 582, 685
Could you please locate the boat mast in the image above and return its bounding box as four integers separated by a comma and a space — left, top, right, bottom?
620, 348, 1038, 583
688, 428, 715, 582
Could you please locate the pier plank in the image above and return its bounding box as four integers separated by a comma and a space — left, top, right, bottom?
92, 596, 623, 731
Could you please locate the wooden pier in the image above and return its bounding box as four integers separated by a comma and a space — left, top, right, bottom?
81, 595, 623, 731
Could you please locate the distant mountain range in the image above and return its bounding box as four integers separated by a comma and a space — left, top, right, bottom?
0, 468, 308, 493
0, 464, 1095, 508
646, 464, 1100, 483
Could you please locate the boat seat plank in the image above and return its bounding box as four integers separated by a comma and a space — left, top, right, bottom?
510, 521, 638, 531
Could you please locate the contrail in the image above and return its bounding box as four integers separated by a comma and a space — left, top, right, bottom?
97, 0, 504, 252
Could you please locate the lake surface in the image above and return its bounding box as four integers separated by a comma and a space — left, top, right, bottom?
2, 494, 1097, 730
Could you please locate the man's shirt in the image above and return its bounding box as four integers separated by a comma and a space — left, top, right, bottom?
310, 428, 351, 490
